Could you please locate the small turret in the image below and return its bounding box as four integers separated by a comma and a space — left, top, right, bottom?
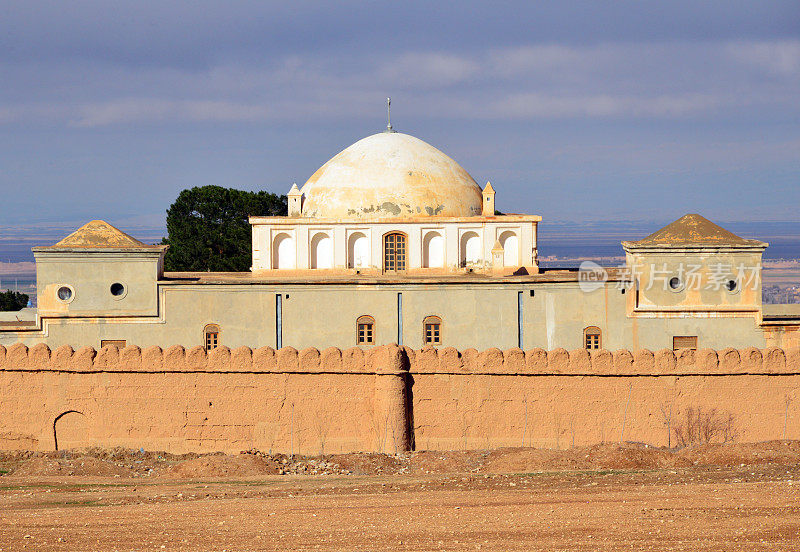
482, 182, 495, 216
491, 239, 504, 269
287, 183, 302, 216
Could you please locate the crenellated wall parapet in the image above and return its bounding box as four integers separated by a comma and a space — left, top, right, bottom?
1, 343, 799, 376
0, 343, 410, 374
407, 346, 800, 375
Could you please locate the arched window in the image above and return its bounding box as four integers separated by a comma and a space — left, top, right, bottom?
204, 324, 221, 352
459, 231, 481, 267
498, 230, 519, 266
356, 315, 375, 345
423, 315, 442, 346
584, 326, 601, 350
423, 231, 444, 268
310, 232, 333, 269
383, 232, 407, 272
348, 232, 369, 268
272, 233, 296, 269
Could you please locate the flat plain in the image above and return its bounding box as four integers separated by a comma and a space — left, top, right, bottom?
1, 444, 799, 551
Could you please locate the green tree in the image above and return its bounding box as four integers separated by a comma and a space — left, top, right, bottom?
0, 290, 29, 311
162, 186, 287, 272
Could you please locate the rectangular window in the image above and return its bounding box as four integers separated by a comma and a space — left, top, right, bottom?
100, 339, 126, 349
205, 332, 219, 352
673, 336, 698, 351
424, 322, 441, 345
585, 334, 600, 350
357, 322, 374, 344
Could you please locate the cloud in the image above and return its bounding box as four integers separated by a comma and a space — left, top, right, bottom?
486, 93, 724, 119
71, 98, 275, 127
488, 44, 594, 77
726, 39, 800, 76
0, 39, 798, 127
377, 53, 479, 88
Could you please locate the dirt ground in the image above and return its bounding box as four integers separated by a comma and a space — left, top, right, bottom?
1, 442, 799, 551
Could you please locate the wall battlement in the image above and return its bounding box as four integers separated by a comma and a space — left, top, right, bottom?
1, 343, 798, 454
1, 343, 799, 375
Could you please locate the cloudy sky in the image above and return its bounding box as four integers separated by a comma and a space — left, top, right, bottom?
0, 0, 798, 234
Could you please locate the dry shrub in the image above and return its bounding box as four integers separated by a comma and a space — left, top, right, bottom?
674, 407, 737, 447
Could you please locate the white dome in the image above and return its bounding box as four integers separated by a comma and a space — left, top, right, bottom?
300, 132, 483, 219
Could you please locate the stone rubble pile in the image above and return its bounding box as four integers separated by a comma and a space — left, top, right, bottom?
241, 449, 353, 476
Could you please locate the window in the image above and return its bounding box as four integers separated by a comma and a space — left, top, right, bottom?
356, 315, 375, 345
584, 326, 601, 350
110, 282, 127, 300
383, 232, 407, 272
56, 285, 74, 303
100, 340, 126, 349
673, 336, 698, 351
204, 324, 221, 352
423, 315, 442, 346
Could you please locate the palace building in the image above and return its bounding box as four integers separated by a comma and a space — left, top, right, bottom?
1, 127, 798, 352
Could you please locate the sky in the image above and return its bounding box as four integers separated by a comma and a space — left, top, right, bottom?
0, 0, 798, 236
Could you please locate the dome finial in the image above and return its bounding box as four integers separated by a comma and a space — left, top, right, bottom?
385, 97, 396, 133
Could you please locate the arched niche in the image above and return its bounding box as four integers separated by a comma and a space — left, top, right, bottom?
460, 231, 481, 267
310, 232, 333, 269
499, 230, 519, 266
272, 233, 296, 269
422, 231, 444, 268
348, 232, 370, 268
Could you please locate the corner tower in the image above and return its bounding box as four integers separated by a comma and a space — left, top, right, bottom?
32, 220, 167, 317
622, 214, 767, 314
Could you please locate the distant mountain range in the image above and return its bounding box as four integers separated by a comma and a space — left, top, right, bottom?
1, 219, 798, 265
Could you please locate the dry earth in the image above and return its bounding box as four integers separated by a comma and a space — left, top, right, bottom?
1, 442, 799, 551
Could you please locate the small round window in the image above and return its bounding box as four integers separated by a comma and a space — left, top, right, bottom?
110, 282, 126, 299
669, 277, 682, 290
57, 285, 74, 303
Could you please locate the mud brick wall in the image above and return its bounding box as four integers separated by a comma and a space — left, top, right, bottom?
0, 344, 409, 454
0, 343, 798, 453
408, 347, 800, 450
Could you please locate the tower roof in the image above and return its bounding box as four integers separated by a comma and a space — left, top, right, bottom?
41, 220, 163, 249
623, 214, 767, 249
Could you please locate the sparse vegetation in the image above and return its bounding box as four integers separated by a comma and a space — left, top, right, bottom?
673, 407, 737, 447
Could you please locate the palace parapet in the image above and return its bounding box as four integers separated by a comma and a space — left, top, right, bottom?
1, 343, 799, 376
